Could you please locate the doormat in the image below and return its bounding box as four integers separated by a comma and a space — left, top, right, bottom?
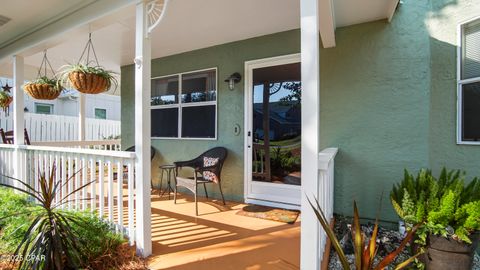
236, 205, 300, 224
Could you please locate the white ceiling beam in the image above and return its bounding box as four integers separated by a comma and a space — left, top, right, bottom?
0, 0, 133, 62
387, 0, 400, 22
318, 0, 336, 48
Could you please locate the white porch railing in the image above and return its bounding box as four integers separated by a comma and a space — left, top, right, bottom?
317, 147, 338, 264
32, 139, 122, 151
0, 144, 137, 245
0, 145, 15, 185
0, 113, 121, 142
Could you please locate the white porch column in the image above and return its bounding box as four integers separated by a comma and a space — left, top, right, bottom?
78, 93, 86, 141
134, 0, 152, 257
300, 0, 321, 269
13, 55, 25, 187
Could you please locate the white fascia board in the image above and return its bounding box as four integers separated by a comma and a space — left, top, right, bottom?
319, 0, 336, 48
387, 0, 400, 22
0, 0, 133, 62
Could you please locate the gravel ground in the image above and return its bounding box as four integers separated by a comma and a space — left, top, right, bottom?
473, 253, 480, 270
327, 215, 480, 270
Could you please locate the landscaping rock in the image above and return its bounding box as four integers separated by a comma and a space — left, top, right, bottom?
328, 215, 413, 270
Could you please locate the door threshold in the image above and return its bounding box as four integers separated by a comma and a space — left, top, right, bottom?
245, 198, 301, 211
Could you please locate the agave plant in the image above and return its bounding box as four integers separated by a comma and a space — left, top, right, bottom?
0, 166, 92, 270
308, 197, 422, 270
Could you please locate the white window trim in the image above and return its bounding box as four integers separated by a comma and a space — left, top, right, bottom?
457, 16, 480, 145
94, 107, 107, 119
34, 102, 54, 114
151, 67, 218, 140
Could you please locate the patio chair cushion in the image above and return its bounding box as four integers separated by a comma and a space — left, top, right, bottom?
203, 157, 219, 183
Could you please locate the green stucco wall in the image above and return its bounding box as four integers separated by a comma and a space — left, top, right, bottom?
427, 0, 480, 179
319, 1, 432, 221
121, 30, 300, 202
121, 0, 480, 221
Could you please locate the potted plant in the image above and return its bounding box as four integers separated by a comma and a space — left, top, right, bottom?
24, 50, 64, 100
59, 34, 118, 95
59, 64, 118, 94
391, 168, 480, 269
23, 76, 63, 100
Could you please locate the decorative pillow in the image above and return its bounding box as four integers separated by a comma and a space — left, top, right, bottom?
203, 157, 219, 183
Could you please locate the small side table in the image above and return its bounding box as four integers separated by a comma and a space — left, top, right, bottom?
159, 164, 176, 199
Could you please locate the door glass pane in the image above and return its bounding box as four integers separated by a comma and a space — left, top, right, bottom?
252, 62, 301, 185
462, 81, 480, 141
181, 69, 216, 103
151, 108, 178, 137
181, 105, 216, 138
152, 76, 179, 105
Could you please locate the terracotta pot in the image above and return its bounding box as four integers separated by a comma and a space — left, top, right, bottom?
68, 72, 109, 94
424, 233, 479, 270
24, 83, 60, 100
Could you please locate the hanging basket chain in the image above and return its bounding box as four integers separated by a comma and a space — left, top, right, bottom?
77, 33, 100, 67
36, 50, 57, 80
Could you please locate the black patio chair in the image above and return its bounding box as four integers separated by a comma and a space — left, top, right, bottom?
174, 147, 228, 215
0, 128, 31, 145
125, 146, 156, 189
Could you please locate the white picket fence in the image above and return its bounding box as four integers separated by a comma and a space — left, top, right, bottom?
0, 113, 121, 142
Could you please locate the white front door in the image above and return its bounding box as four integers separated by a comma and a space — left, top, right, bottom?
244, 54, 301, 210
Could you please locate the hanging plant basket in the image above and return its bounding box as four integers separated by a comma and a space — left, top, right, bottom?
68, 70, 110, 94
24, 50, 63, 100
24, 83, 61, 100
0, 81, 12, 115
60, 34, 117, 95
0, 92, 12, 114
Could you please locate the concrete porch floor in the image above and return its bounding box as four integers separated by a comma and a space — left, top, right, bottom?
146, 193, 300, 270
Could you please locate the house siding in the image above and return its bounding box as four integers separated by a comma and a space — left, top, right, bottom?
121, 30, 300, 202
121, 0, 480, 221
319, 1, 432, 221
427, 0, 480, 184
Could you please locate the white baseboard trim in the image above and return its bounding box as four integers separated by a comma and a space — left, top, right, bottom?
245, 198, 301, 211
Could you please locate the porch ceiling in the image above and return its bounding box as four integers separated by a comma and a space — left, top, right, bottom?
0, 0, 399, 79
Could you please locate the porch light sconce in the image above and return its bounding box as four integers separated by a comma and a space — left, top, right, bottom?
225, 72, 241, 91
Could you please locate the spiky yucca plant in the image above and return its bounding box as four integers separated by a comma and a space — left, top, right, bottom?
308, 197, 421, 270
0, 166, 92, 270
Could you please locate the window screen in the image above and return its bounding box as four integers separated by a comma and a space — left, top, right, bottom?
151, 68, 217, 139
462, 82, 480, 141
151, 76, 179, 105
459, 19, 480, 144
181, 105, 216, 138
95, 108, 107, 119
35, 103, 53, 114
152, 108, 179, 137
462, 20, 480, 80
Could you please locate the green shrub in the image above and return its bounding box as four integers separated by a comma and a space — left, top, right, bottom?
72, 211, 125, 264
0, 174, 125, 269
0, 188, 40, 254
